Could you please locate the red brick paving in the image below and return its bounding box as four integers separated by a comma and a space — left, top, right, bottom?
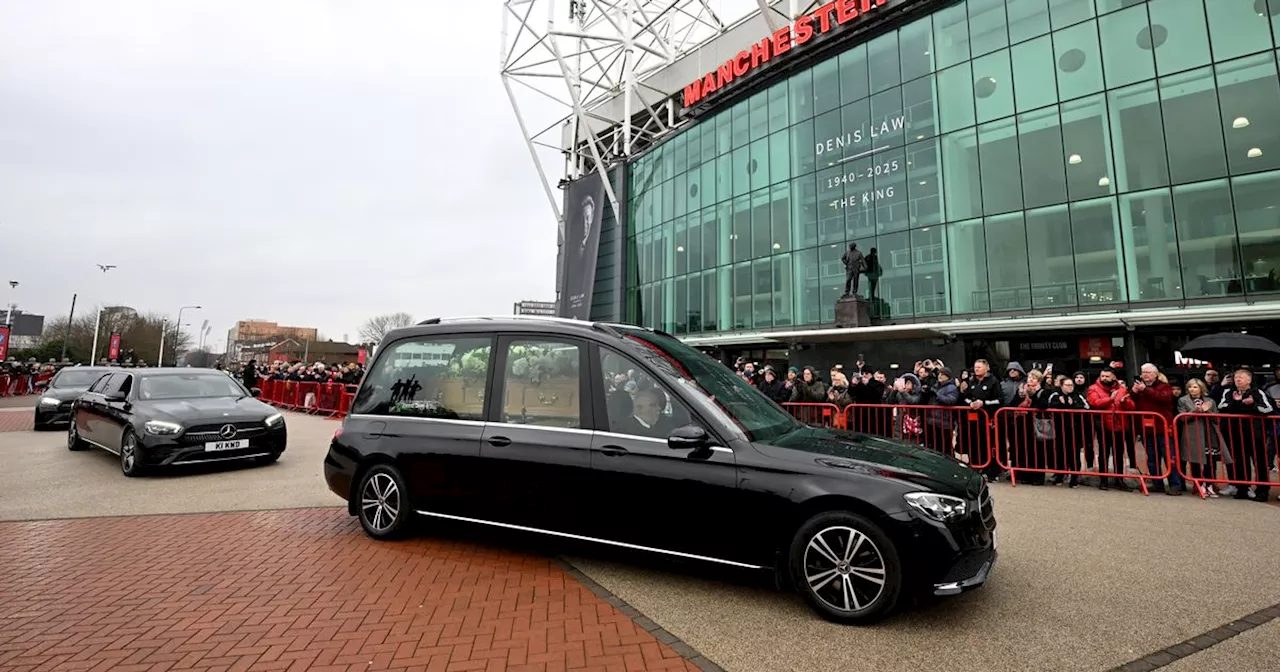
0, 508, 703, 672
0, 410, 34, 433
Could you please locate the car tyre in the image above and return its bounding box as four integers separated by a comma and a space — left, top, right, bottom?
120, 429, 147, 477
356, 463, 411, 540
67, 422, 88, 451
789, 511, 902, 625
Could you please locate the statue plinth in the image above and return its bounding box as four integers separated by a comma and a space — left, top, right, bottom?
835, 296, 871, 328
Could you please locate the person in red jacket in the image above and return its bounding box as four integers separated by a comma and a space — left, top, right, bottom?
1086, 367, 1136, 491
1130, 363, 1184, 495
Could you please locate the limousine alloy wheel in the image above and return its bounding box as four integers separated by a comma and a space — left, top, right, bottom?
120, 429, 146, 478
790, 511, 901, 624
67, 423, 87, 451
357, 464, 410, 539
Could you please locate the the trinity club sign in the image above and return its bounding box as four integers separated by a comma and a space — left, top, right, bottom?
682, 0, 906, 109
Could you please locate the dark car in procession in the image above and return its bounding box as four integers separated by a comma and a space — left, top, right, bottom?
323, 317, 996, 624
34, 366, 115, 430
68, 368, 287, 477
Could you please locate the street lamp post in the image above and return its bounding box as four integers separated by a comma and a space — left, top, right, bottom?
88, 265, 116, 364
4, 280, 17, 326
170, 305, 201, 366
157, 318, 168, 365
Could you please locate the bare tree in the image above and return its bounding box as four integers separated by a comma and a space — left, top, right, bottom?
358, 312, 414, 344
40, 307, 191, 364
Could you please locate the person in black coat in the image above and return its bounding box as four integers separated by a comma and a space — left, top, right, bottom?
1218, 368, 1275, 501
758, 366, 792, 405
242, 359, 260, 389
1047, 378, 1090, 487
961, 359, 1003, 478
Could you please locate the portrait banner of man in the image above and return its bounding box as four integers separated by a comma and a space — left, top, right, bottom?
559, 171, 607, 320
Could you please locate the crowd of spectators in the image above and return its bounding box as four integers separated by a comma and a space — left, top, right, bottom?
236, 358, 365, 389
734, 355, 1280, 502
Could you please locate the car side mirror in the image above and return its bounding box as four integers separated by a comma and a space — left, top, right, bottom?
104, 392, 127, 403
668, 424, 710, 451
250, 387, 262, 398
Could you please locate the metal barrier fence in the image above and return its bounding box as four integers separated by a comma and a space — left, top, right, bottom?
257, 378, 356, 419
1172, 412, 1279, 499
782, 402, 1278, 497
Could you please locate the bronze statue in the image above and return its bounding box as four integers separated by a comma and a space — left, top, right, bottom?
841, 243, 866, 298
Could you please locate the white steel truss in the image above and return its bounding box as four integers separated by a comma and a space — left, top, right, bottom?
501, 0, 799, 240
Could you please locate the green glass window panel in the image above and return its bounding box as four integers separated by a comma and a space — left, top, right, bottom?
717, 266, 732, 329
868, 31, 901, 94
1272, 0, 1280, 44
732, 262, 752, 329
911, 226, 949, 316
841, 155, 876, 242
789, 69, 814, 123
636, 231, 650, 286
1206, 0, 1273, 62
1013, 36, 1058, 113
937, 62, 976, 132
973, 49, 1014, 123
687, 213, 703, 273
1216, 54, 1280, 175
839, 44, 870, 105
1094, 0, 1128, 15
792, 176, 819, 249
1060, 94, 1116, 201
688, 125, 703, 170
1049, 0, 1094, 30
732, 101, 750, 149
1098, 5, 1155, 89
815, 108, 844, 167
875, 231, 913, 319
874, 148, 909, 233
750, 189, 770, 259
790, 119, 816, 177
969, 0, 1010, 57
1025, 205, 1078, 308
686, 273, 701, 332
907, 137, 944, 227
752, 258, 773, 327
1172, 180, 1242, 298
839, 97, 873, 161
773, 254, 794, 326
769, 130, 791, 185
818, 243, 845, 323
701, 207, 718, 270
700, 162, 716, 206
749, 139, 770, 192
715, 111, 733, 155
663, 279, 676, 332
978, 118, 1024, 215
767, 81, 790, 134
1159, 67, 1227, 184
748, 91, 769, 142
716, 201, 733, 265
942, 128, 983, 221
948, 218, 989, 314
1007, 0, 1051, 43
702, 269, 718, 331
813, 58, 841, 116
1148, 0, 1211, 76
1017, 106, 1069, 208
1231, 170, 1280, 297
732, 146, 750, 196
1119, 189, 1180, 302
658, 179, 672, 223
793, 247, 818, 325
871, 87, 907, 150
715, 154, 733, 203
816, 165, 847, 245
701, 118, 718, 164
985, 213, 1033, 311
933, 4, 971, 70
1052, 20, 1104, 100
674, 216, 688, 276
899, 16, 934, 81
731, 195, 752, 263
673, 173, 687, 218
771, 183, 791, 253
902, 74, 938, 141
1069, 197, 1126, 304
1108, 80, 1169, 192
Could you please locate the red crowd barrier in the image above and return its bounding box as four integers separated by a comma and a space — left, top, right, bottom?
1173, 412, 1279, 499
845, 404, 995, 469
781, 403, 846, 429
993, 408, 1170, 495
256, 378, 357, 420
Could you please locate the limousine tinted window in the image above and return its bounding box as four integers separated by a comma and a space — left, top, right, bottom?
352, 335, 493, 419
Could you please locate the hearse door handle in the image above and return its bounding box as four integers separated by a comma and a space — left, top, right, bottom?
487, 436, 512, 447
599, 444, 629, 457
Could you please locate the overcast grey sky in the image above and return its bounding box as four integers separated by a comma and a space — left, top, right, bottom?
0, 0, 556, 347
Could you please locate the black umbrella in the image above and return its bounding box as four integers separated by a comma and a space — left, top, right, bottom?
1180, 332, 1280, 365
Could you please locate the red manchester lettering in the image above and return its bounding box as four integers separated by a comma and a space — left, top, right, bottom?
750, 36, 772, 67
812, 2, 838, 33
794, 15, 815, 45
837, 0, 859, 24
733, 51, 751, 77
772, 25, 793, 56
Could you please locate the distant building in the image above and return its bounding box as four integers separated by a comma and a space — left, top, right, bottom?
247, 338, 362, 365
513, 300, 557, 316
227, 319, 319, 363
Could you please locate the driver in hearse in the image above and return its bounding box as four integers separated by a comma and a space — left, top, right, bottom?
617, 386, 675, 439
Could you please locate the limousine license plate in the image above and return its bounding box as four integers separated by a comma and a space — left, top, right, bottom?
205, 439, 249, 452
